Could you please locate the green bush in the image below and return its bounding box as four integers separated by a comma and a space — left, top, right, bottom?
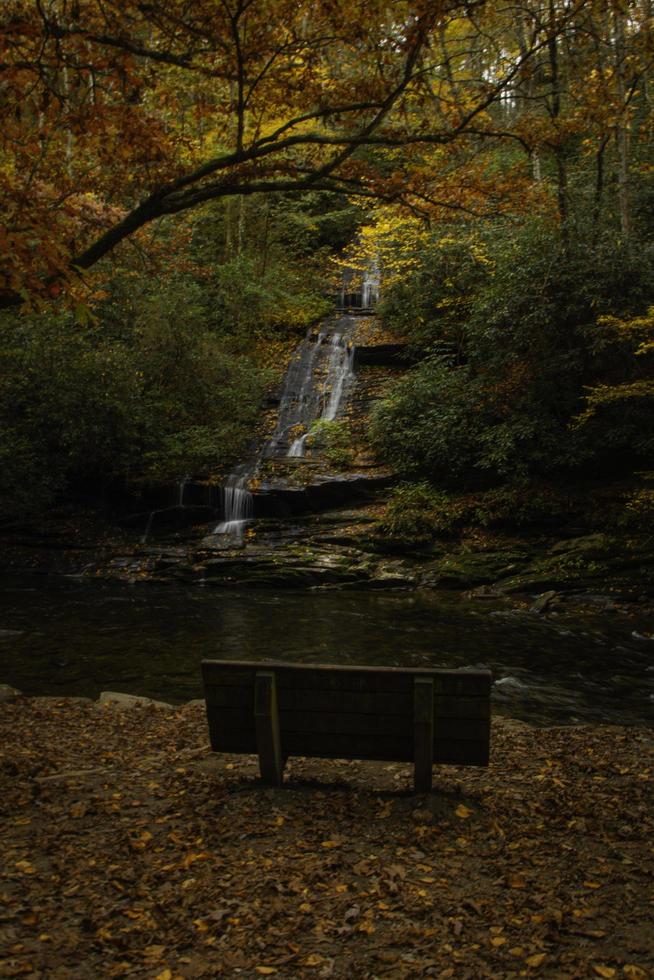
306, 419, 353, 468
378, 483, 467, 540
370, 218, 654, 486
0, 277, 272, 519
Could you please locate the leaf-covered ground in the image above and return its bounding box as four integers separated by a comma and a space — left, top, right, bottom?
1, 700, 652, 979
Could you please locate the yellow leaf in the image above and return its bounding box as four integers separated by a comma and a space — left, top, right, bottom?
182, 852, 209, 868
592, 968, 616, 979
624, 966, 647, 978
584, 881, 602, 890
255, 969, 277, 976
15, 860, 37, 875
321, 840, 340, 849
525, 953, 546, 968
155, 971, 172, 980
455, 805, 472, 819
491, 936, 507, 947
304, 954, 324, 967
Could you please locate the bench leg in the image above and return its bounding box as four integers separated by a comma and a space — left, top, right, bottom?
254, 671, 284, 786
413, 677, 434, 794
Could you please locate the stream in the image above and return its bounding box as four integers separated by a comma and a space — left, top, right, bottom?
1, 575, 653, 727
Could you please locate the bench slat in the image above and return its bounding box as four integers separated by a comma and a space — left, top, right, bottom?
203, 661, 491, 697
204, 686, 490, 719
206, 705, 489, 740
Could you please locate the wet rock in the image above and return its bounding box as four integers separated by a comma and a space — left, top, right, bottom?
494, 676, 528, 693
530, 590, 560, 614
467, 585, 504, 599
549, 533, 611, 556
422, 551, 532, 590
353, 343, 411, 367
98, 691, 175, 710
255, 472, 394, 518
0, 684, 22, 702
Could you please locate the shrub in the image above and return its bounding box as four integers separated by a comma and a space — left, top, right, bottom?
306, 419, 353, 468
378, 483, 467, 540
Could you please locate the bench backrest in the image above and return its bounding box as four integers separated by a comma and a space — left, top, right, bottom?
202, 660, 491, 767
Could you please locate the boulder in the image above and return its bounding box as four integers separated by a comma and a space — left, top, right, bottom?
98, 691, 175, 710
0, 683, 22, 702
530, 590, 560, 614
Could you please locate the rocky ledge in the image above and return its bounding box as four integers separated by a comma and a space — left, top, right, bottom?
82, 509, 654, 619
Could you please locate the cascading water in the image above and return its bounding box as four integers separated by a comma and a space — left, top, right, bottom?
177, 475, 190, 507
285, 326, 356, 458
263, 330, 326, 458
214, 315, 357, 535
213, 465, 254, 536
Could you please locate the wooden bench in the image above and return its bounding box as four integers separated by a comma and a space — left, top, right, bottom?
201, 660, 492, 793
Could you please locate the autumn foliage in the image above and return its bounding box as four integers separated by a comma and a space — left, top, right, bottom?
4, 0, 649, 306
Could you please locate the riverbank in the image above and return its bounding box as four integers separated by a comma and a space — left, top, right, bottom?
1, 697, 652, 978
3, 496, 654, 615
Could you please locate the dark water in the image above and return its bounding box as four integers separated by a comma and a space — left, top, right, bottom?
0, 576, 653, 726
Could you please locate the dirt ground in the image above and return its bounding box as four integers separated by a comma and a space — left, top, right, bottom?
1, 699, 652, 979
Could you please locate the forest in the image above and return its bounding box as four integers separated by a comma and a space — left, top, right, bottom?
1, 2, 653, 978
1, 0, 652, 527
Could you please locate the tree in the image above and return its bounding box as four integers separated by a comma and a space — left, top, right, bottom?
0, 0, 587, 309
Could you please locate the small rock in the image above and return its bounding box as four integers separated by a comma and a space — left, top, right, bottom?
0, 683, 22, 702
530, 590, 559, 614
494, 676, 528, 692
98, 691, 174, 710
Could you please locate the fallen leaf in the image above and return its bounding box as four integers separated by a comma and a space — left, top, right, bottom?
592, 967, 616, 979
14, 861, 36, 876
455, 805, 472, 819
525, 953, 546, 968
304, 954, 324, 967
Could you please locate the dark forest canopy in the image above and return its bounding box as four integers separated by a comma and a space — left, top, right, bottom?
1, 0, 651, 308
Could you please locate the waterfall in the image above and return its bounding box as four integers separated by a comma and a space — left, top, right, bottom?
140, 508, 160, 544
215, 316, 357, 535
263, 329, 326, 458
177, 475, 189, 507
287, 331, 355, 457
287, 432, 310, 458
322, 333, 355, 421
214, 465, 254, 536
